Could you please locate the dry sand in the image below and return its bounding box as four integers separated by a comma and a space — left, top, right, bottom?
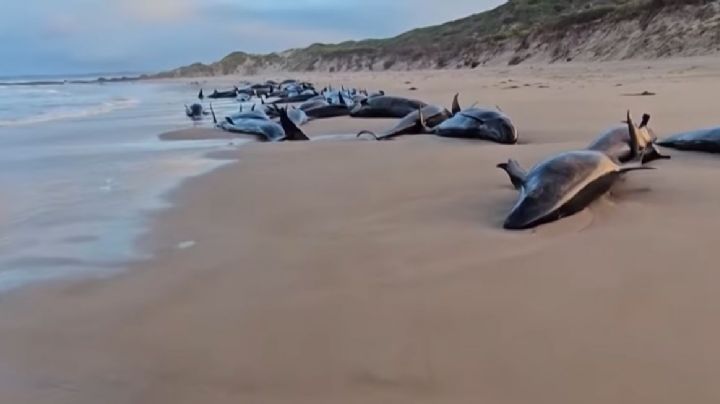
3, 58, 720, 403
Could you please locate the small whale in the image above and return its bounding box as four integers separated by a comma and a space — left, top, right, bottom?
657, 126, 720, 153
350, 96, 427, 118
434, 97, 517, 144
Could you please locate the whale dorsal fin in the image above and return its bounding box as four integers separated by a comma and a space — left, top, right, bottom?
451, 93, 461, 115
279, 108, 309, 141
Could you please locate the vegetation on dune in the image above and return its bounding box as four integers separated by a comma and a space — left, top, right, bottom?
155, 0, 720, 77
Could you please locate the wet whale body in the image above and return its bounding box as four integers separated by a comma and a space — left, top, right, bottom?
356, 94, 518, 144
350, 96, 427, 118
587, 113, 670, 163
500, 151, 653, 230
355, 94, 459, 140
216, 106, 308, 142
356, 104, 453, 141
434, 107, 518, 144
185, 103, 204, 121
208, 88, 239, 99
499, 112, 654, 230
657, 127, 720, 153
269, 90, 319, 104
299, 94, 351, 119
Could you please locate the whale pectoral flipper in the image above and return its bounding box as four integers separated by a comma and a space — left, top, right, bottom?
210, 103, 217, 125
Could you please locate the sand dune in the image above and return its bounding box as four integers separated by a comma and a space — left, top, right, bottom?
2, 58, 720, 403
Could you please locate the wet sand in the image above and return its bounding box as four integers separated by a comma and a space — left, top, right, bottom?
3, 58, 720, 403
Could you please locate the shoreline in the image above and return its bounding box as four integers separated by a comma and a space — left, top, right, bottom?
3, 59, 720, 403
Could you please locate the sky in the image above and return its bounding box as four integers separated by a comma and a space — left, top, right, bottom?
0, 0, 505, 76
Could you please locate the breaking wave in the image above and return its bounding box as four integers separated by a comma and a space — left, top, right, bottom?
0, 97, 140, 127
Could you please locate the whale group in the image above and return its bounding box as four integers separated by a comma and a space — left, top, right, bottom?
182, 79, 720, 230
185, 79, 522, 144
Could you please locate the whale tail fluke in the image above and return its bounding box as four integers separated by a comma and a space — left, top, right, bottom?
640, 113, 650, 128
496, 159, 527, 190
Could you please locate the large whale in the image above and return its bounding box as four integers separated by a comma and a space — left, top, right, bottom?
434, 107, 517, 144
350, 96, 427, 118
356, 95, 459, 140
300, 93, 351, 119
216, 106, 307, 142
499, 112, 654, 230
208, 88, 238, 99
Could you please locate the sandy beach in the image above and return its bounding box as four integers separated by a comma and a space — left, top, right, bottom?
3, 58, 720, 403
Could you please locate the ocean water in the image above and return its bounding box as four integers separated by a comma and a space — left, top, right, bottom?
0, 77, 244, 292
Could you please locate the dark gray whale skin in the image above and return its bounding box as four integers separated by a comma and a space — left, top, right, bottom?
434, 108, 517, 144
350, 96, 427, 118
501, 151, 651, 230
185, 103, 203, 121
357, 105, 451, 141
218, 108, 308, 142
208, 88, 238, 99
300, 97, 350, 119
500, 112, 653, 230
219, 112, 285, 141
587, 114, 670, 163
657, 127, 720, 153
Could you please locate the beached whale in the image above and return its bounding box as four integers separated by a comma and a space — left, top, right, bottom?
185, 103, 204, 121
219, 112, 283, 141
657, 127, 720, 153
277, 108, 309, 141
216, 106, 307, 142
286, 107, 309, 127
323, 90, 356, 107
266, 104, 309, 127
356, 95, 459, 140
208, 88, 238, 99
498, 112, 654, 230
350, 96, 427, 118
588, 113, 670, 163
269, 90, 319, 104
434, 102, 517, 144
300, 94, 351, 119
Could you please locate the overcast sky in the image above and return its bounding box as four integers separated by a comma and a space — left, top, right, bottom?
0, 0, 505, 76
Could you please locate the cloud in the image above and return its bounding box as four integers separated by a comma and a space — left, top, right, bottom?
0, 0, 507, 76
42, 14, 81, 38
116, 0, 198, 23
223, 22, 357, 51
